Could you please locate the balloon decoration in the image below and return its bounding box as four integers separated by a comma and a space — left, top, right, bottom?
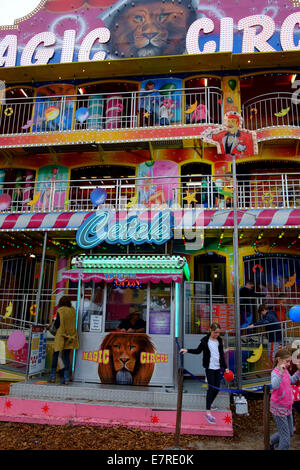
30, 304, 37, 316
288, 306, 300, 322
145, 160, 155, 167
4, 107, 13, 117
7, 330, 26, 351
185, 101, 198, 114
90, 188, 107, 206
246, 344, 263, 363
0, 193, 11, 210
274, 107, 290, 117
252, 264, 263, 273
159, 83, 176, 95
250, 108, 258, 120
224, 370, 234, 382
228, 79, 237, 91
45, 106, 60, 121
285, 273, 296, 288
75, 107, 90, 124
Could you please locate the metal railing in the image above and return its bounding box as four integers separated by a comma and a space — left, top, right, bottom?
0, 172, 299, 213
240, 320, 300, 383
185, 292, 300, 384
0, 87, 223, 135
242, 92, 300, 130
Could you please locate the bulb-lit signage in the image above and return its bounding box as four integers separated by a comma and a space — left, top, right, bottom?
1, 10, 300, 67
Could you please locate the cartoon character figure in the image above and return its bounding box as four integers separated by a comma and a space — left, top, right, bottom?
159, 98, 174, 126
201, 111, 258, 156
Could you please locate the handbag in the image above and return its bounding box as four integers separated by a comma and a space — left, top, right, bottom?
48, 320, 57, 336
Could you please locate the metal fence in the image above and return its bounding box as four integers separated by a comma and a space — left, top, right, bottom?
184, 290, 300, 385
0, 172, 299, 213
242, 92, 300, 130
0, 87, 223, 135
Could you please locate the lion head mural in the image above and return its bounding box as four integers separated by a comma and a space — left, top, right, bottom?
100, 0, 198, 59
98, 333, 155, 385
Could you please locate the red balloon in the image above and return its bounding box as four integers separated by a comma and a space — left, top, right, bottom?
224, 370, 234, 382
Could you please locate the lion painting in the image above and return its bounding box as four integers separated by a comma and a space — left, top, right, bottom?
100, 0, 197, 59
98, 332, 156, 386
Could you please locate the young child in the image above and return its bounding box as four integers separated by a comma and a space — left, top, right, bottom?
180, 322, 229, 424
270, 348, 300, 450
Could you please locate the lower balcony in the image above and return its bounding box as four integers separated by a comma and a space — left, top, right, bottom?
0, 173, 299, 214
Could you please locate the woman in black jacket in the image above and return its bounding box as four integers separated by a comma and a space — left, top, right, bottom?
180, 322, 229, 424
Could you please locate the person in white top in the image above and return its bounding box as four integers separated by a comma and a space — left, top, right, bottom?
180, 322, 229, 424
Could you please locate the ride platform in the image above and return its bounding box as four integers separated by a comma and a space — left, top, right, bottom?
0, 378, 233, 437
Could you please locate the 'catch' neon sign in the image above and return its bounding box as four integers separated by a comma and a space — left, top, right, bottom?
76, 210, 172, 248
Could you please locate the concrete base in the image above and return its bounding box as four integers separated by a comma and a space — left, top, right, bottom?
9, 379, 230, 411
3, 379, 233, 436
0, 396, 233, 436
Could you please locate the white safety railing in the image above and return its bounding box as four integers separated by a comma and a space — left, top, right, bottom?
242, 92, 300, 131
0, 172, 299, 213
0, 87, 223, 136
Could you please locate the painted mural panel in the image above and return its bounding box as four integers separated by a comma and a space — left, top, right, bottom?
137, 160, 178, 208
36, 165, 68, 211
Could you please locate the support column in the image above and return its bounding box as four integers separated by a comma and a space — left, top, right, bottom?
54, 256, 68, 315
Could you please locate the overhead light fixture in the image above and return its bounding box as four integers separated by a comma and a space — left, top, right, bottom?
291, 74, 297, 84
20, 89, 28, 97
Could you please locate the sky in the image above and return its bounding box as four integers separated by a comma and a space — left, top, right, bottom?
0, 0, 41, 26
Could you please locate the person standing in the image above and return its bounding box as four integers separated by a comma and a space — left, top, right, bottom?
180, 322, 229, 424
240, 279, 263, 328
269, 348, 300, 450
49, 296, 79, 385
247, 304, 282, 363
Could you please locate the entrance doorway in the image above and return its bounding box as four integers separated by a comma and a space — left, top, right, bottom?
194, 253, 227, 300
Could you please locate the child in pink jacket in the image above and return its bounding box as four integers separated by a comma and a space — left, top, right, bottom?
270, 348, 300, 450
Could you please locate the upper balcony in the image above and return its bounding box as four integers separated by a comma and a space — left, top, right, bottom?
0, 86, 223, 149
242, 92, 299, 131
240, 73, 300, 139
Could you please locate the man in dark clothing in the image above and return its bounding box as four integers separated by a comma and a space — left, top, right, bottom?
118, 310, 146, 333
247, 304, 282, 362
240, 279, 263, 328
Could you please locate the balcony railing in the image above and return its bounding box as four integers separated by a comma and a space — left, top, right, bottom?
0, 173, 299, 214
242, 92, 300, 130
0, 87, 223, 136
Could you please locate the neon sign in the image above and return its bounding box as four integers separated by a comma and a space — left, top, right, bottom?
76, 210, 173, 249
113, 279, 143, 288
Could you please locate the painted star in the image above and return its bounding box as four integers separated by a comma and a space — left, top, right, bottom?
5, 399, 12, 409
151, 414, 160, 424
195, 319, 201, 327
42, 404, 50, 414
183, 192, 197, 204
223, 414, 232, 424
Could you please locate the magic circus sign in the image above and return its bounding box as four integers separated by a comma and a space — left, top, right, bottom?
0, 0, 300, 67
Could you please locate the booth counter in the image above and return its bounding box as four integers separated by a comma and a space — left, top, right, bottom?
62, 255, 189, 387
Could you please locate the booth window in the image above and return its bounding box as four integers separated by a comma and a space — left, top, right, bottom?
81, 282, 104, 332
105, 281, 147, 332
149, 283, 171, 335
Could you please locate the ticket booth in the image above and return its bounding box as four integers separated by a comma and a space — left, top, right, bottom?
62, 254, 190, 387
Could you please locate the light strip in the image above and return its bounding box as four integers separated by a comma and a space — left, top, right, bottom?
175, 283, 180, 338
